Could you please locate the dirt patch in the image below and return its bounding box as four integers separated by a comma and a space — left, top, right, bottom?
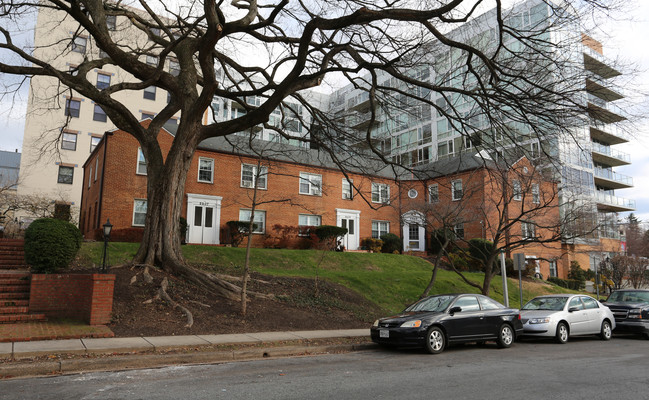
107, 265, 382, 337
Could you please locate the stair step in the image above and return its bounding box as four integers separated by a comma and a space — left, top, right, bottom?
0, 279, 29, 286
0, 272, 30, 278
0, 286, 29, 293
0, 300, 29, 307
0, 292, 29, 300
0, 314, 47, 324
0, 264, 30, 269
0, 306, 29, 314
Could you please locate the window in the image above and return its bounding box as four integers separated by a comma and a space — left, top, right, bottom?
71, 36, 87, 53
93, 104, 107, 122
479, 297, 504, 310
342, 178, 353, 200
143, 86, 156, 100
98, 48, 109, 58
454, 223, 465, 239
90, 136, 101, 152
513, 180, 522, 201
106, 15, 116, 30
169, 60, 180, 76
65, 99, 80, 118
146, 55, 158, 66
57, 165, 74, 184
532, 183, 540, 204
453, 296, 480, 312
88, 166, 92, 188
61, 132, 77, 151
94, 157, 98, 181
142, 112, 155, 120
150, 27, 161, 36
372, 221, 390, 239
451, 179, 462, 201
371, 183, 390, 203
133, 199, 147, 226
437, 139, 454, 157
298, 214, 321, 236
530, 141, 540, 158
198, 158, 214, 183
428, 184, 439, 203
522, 221, 536, 240
568, 297, 584, 311
241, 164, 267, 189
549, 260, 557, 278
582, 296, 599, 309
464, 135, 472, 149
97, 73, 111, 89
239, 209, 265, 234
299, 172, 322, 196
136, 148, 147, 175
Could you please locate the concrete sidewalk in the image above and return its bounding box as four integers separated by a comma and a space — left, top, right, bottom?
0, 329, 374, 378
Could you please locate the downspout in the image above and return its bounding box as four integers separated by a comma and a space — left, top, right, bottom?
96, 131, 110, 230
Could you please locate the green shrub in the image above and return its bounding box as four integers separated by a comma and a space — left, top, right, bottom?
568, 261, 586, 282
24, 218, 82, 273
315, 225, 347, 250
179, 217, 188, 244
547, 276, 585, 291
226, 220, 257, 247
380, 233, 402, 254
361, 238, 383, 253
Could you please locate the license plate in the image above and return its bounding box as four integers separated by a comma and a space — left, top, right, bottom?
379, 329, 389, 338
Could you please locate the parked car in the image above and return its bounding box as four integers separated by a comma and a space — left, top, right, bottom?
601, 289, 649, 339
520, 294, 615, 343
370, 294, 523, 354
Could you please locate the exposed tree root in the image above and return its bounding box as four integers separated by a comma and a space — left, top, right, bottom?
158, 277, 194, 328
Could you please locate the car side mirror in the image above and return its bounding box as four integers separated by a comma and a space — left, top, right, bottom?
568, 307, 579, 313
600, 299, 606, 303
449, 306, 462, 315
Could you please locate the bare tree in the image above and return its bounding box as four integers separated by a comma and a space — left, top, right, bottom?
0, 0, 631, 297
626, 256, 649, 289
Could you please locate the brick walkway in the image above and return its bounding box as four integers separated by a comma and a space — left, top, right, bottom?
0, 320, 114, 342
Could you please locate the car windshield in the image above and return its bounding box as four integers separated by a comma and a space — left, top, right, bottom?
522, 297, 567, 311
405, 295, 455, 313
607, 291, 649, 303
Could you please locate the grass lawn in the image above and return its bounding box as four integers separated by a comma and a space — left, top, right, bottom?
79, 242, 580, 314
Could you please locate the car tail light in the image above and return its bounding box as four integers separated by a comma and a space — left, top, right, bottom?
517, 314, 521, 320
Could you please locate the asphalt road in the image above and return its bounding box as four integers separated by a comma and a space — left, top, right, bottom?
2, 335, 647, 400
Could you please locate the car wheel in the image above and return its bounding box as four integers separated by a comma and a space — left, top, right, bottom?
496, 324, 514, 348
600, 320, 612, 341
555, 322, 569, 344
425, 326, 445, 354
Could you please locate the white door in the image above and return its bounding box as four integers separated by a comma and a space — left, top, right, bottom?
402, 211, 426, 252
186, 194, 222, 245
336, 209, 360, 250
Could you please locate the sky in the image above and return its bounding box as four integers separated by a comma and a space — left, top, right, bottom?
0, 0, 647, 221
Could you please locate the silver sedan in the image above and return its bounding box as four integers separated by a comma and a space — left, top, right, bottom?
520, 294, 615, 344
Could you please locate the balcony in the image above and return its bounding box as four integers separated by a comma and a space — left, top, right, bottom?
585, 74, 623, 102
593, 168, 633, 189
595, 191, 635, 212
587, 95, 626, 123
589, 122, 628, 145
346, 111, 376, 130
583, 48, 621, 79
346, 91, 372, 112
591, 142, 630, 167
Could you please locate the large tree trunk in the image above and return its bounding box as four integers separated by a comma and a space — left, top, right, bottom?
131, 124, 272, 302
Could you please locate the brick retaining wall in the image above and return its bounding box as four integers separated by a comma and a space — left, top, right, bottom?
29, 274, 115, 325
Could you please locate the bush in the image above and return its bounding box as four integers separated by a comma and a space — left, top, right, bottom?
548, 276, 585, 291
24, 218, 82, 273
380, 233, 402, 254
179, 217, 188, 244
568, 261, 586, 282
315, 225, 347, 250
226, 221, 257, 247
361, 238, 383, 253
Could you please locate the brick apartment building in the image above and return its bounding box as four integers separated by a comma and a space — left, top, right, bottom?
81, 123, 571, 279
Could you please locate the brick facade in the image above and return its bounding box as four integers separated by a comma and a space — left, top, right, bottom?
29, 273, 116, 325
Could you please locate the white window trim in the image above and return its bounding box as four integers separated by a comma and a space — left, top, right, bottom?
371, 182, 390, 204
239, 209, 266, 234
88, 167, 92, 188
513, 180, 522, 201
342, 178, 353, 200
136, 148, 147, 175
241, 164, 268, 190
298, 214, 322, 236
532, 183, 540, 204
522, 221, 536, 240
371, 220, 390, 239
94, 158, 98, 181
428, 184, 439, 203
198, 157, 214, 183
299, 172, 322, 196
132, 199, 147, 227
451, 179, 462, 201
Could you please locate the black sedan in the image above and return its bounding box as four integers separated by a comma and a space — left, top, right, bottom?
370, 294, 523, 354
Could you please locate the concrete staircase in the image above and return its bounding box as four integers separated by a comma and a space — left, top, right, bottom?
0, 240, 47, 323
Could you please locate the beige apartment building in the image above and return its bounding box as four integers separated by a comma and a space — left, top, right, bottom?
18, 6, 178, 222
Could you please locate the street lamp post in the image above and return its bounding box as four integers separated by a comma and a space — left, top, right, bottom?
101, 218, 113, 273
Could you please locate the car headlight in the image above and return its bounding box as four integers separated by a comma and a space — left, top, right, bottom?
400, 320, 422, 328
628, 309, 643, 319
528, 318, 551, 324
372, 320, 379, 327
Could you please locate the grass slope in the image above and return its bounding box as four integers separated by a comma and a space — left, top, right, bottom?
78, 243, 579, 314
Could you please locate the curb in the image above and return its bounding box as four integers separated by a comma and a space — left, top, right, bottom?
0, 342, 378, 380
